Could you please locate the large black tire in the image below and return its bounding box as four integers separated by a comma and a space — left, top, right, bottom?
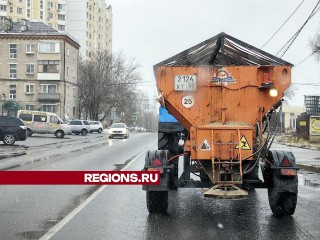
265, 150, 298, 217
146, 191, 168, 213
158, 132, 181, 189
3, 133, 15, 145
98, 128, 103, 133
268, 188, 297, 217
158, 132, 179, 157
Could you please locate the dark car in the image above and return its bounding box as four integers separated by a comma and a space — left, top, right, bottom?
0, 116, 27, 145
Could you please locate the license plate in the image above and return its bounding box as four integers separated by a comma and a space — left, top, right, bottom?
175, 75, 197, 91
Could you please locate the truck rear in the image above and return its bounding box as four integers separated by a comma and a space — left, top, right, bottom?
143, 32, 298, 217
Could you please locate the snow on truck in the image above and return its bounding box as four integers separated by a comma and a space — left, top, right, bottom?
142, 32, 298, 217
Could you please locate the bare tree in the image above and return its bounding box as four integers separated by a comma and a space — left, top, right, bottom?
284, 84, 297, 103
310, 34, 320, 60
78, 51, 141, 121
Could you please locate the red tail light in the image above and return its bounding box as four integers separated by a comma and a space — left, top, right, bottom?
153, 159, 162, 166
280, 169, 297, 176
280, 157, 297, 176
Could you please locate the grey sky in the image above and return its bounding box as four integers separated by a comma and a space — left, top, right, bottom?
108, 0, 320, 106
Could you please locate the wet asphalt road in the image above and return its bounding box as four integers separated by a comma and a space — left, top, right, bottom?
46, 151, 320, 240
0, 133, 320, 239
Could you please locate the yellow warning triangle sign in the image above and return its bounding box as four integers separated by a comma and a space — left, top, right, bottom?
235, 135, 251, 150
200, 138, 211, 151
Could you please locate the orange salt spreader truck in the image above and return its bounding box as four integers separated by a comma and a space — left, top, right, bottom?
142, 33, 298, 217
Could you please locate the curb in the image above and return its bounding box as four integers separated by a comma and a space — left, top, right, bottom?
297, 164, 320, 173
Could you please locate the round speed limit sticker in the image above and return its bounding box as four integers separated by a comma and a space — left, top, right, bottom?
182, 96, 194, 108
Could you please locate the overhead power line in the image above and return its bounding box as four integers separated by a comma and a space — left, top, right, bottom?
276, 0, 320, 57
261, 0, 305, 49
295, 51, 316, 67
292, 82, 320, 86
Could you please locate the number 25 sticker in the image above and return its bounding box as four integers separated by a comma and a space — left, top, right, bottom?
182, 96, 194, 108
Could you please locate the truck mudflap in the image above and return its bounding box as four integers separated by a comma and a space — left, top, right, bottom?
143, 150, 173, 213
263, 150, 299, 192
142, 150, 172, 191
263, 150, 298, 217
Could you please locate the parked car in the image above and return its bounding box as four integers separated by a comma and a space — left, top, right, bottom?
0, 116, 27, 145
17, 110, 71, 138
89, 121, 104, 133
67, 120, 91, 135
108, 123, 129, 139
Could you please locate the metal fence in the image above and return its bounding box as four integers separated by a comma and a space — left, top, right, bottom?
305, 95, 320, 116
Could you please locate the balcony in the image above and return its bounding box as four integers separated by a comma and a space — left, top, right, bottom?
37, 93, 60, 102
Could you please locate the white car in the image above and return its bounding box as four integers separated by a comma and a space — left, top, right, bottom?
67, 120, 91, 136
89, 121, 104, 133
108, 123, 129, 139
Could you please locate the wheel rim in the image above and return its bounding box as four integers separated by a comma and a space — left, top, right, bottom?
4, 134, 15, 144
56, 131, 64, 138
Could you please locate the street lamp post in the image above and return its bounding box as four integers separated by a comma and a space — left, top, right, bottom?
120, 112, 125, 122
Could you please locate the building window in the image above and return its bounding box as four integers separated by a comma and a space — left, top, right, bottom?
27, 0, 31, 7
9, 64, 17, 79
0, 5, 6, 12
17, 7, 23, 14
9, 85, 16, 99
27, 9, 30, 18
38, 60, 60, 73
48, 12, 53, 19
26, 44, 35, 53
10, 7, 13, 13
39, 42, 59, 53
40, 11, 43, 19
290, 113, 296, 130
42, 84, 57, 93
42, 105, 56, 113
47, 2, 53, 9
40, 0, 43, 9
9, 44, 17, 59
26, 64, 35, 74
25, 104, 34, 110
66, 66, 69, 75
58, 4, 66, 11
25, 84, 35, 94
58, 25, 65, 31
58, 14, 65, 21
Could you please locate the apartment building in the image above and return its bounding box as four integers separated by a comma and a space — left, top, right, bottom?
0, 21, 80, 119
0, 0, 112, 57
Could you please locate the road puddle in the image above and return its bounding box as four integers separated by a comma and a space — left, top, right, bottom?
298, 172, 320, 189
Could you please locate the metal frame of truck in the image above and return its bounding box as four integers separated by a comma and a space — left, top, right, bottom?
143, 33, 298, 217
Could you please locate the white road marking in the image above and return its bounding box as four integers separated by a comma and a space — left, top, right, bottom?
40, 139, 156, 240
